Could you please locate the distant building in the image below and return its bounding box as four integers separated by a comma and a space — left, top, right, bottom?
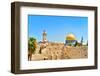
39, 30, 48, 48
65, 33, 76, 46
42, 30, 47, 42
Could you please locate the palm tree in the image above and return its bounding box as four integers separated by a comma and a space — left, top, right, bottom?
28, 37, 37, 61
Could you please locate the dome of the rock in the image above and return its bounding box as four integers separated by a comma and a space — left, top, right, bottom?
66, 33, 76, 41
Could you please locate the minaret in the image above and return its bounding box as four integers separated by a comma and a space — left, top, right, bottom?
42, 30, 47, 42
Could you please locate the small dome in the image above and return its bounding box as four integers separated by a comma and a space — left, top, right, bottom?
66, 33, 76, 40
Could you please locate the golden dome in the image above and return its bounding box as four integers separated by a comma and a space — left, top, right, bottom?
66, 33, 76, 40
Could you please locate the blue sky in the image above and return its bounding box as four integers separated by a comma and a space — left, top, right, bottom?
28, 15, 88, 43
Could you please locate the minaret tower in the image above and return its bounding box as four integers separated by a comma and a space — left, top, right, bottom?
42, 30, 47, 42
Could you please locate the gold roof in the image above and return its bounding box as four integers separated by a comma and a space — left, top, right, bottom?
66, 33, 76, 40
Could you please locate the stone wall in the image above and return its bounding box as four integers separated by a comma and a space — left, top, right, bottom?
32, 42, 88, 60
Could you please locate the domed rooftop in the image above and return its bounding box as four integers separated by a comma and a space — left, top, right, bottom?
66, 33, 76, 40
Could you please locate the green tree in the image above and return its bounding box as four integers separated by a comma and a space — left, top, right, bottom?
28, 37, 37, 61
74, 41, 78, 47
87, 40, 88, 46
81, 36, 83, 45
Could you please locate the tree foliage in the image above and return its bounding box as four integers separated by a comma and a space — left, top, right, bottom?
81, 36, 83, 45
28, 37, 37, 54
87, 40, 88, 46
74, 41, 78, 47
